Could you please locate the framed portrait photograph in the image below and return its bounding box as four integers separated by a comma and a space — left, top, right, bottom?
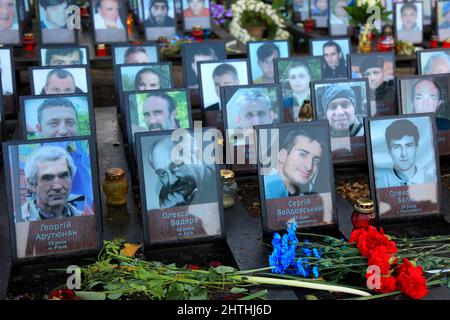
365, 114, 442, 222
221, 84, 283, 172
256, 121, 337, 234
135, 128, 225, 248
0, 84, 4, 142
181, 0, 211, 31
29, 66, 91, 95
124, 88, 193, 155
37, 0, 78, 44
118, 62, 173, 92
91, 0, 128, 44
328, 0, 350, 36
20, 94, 95, 141
309, 37, 350, 80
293, 0, 310, 21
310, 0, 329, 27
0, 47, 17, 115
142, 0, 177, 41
437, 1, 450, 42
417, 49, 450, 75
311, 78, 370, 163
397, 74, 450, 155
181, 41, 227, 89
3, 137, 102, 262
275, 56, 324, 122
112, 43, 160, 65
349, 52, 397, 116
247, 40, 291, 85
394, 2, 423, 44
0, 0, 22, 45
39, 46, 90, 67
198, 59, 250, 129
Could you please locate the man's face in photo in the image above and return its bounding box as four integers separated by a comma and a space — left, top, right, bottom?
0, 0, 15, 30
213, 72, 239, 98
44, 74, 77, 94
151, 1, 168, 25
413, 80, 441, 114
45, 1, 68, 28
323, 45, 342, 70
136, 71, 161, 90
444, 11, 450, 23
142, 95, 176, 131
428, 57, 450, 74
38, 106, 79, 137
334, 0, 347, 18
151, 140, 204, 207
98, 0, 119, 21
279, 135, 322, 188
389, 135, 417, 172
125, 51, 150, 64
363, 67, 384, 90
49, 51, 82, 65
316, 0, 327, 11
236, 98, 274, 130
401, 7, 417, 30
257, 50, 279, 80
189, 0, 204, 16
32, 157, 72, 212
288, 66, 311, 93
326, 97, 356, 131
191, 54, 215, 76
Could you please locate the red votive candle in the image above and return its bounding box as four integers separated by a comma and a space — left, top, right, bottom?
97, 44, 107, 56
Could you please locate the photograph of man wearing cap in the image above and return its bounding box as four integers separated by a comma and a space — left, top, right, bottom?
321, 83, 365, 138
145, 0, 176, 27
375, 119, 436, 188
359, 56, 395, 116
439, 2, 450, 40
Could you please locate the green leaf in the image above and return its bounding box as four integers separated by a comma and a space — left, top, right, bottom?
86, 281, 103, 290
214, 266, 236, 274
166, 283, 186, 300
107, 293, 123, 300
305, 294, 319, 300
75, 291, 107, 300
230, 287, 248, 294
238, 290, 268, 300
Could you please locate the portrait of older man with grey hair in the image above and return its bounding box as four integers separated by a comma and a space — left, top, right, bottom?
21, 145, 83, 222
422, 52, 450, 75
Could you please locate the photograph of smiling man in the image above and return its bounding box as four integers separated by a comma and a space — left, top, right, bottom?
0, 0, 21, 44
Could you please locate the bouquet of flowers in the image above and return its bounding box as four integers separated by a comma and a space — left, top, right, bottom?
344, 0, 392, 34
211, 1, 233, 28
269, 223, 450, 300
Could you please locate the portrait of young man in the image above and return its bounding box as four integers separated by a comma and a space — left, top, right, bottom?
438, 2, 450, 41
420, 50, 450, 75
113, 45, 159, 65
182, 0, 211, 30
92, 0, 127, 43
41, 47, 87, 66
395, 2, 423, 44
258, 122, 335, 231
32, 68, 88, 95
352, 54, 396, 116
0, 48, 14, 96
144, 0, 176, 40
321, 40, 348, 79
311, 0, 329, 27
248, 41, 290, 84
329, 0, 349, 36
137, 130, 223, 244
38, 0, 78, 44
182, 42, 226, 89
0, 0, 21, 44
119, 64, 172, 92
23, 96, 92, 139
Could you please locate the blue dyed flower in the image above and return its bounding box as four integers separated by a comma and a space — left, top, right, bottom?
313, 248, 321, 259
312, 266, 320, 278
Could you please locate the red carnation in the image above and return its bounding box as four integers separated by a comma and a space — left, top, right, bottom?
395, 259, 429, 300
355, 227, 398, 258
209, 261, 223, 267
349, 228, 366, 243
48, 289, 81, 300
187, 264, 202, 270
367, 246, 393, 275
378, 276, 398, 294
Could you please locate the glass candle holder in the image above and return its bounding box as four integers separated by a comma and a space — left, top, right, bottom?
103, 168, 128, 206
97, 44, 107, 56
351, 198, 376, 230
23, 33, 36, 53
220, 169, 237, 209
191, 26, 204, 41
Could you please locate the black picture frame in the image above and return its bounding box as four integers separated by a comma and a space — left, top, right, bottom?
123, 88, 193, 181
308, 36, 351, 80
116, 62, 174, 129
142, 0, 177, 41
0, 0, 22, 45
436, 1, 450, 42
0, 47, 17, 117
38, 45, 91, 67
364, 113, 443, 224
181, 0, 212, 31
246, 40, 291, 85
220, 83, 284, 173
0, 81, 4, 142
255, 120, 338, 236
19, 93, 97, 142
394, 2, 423, 45
197, 58, 251, 130
90, 0, 129, 44
36, 0, 78, 45
181, 40, 227, 89
274, 56, 324, 122
29, 65, 93, 96
311, 77, 370, 164
416, 48, 450, 75
396, 73, 450, 155
135, 128, 226, 249
2, 136, 103, 264
348, 52, 397, 116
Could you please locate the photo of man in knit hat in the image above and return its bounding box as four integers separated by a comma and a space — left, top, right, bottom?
144, 0, 176, 41
319, 82, 367, 138
438, 1, 450, 41
357, 54, 396, 116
